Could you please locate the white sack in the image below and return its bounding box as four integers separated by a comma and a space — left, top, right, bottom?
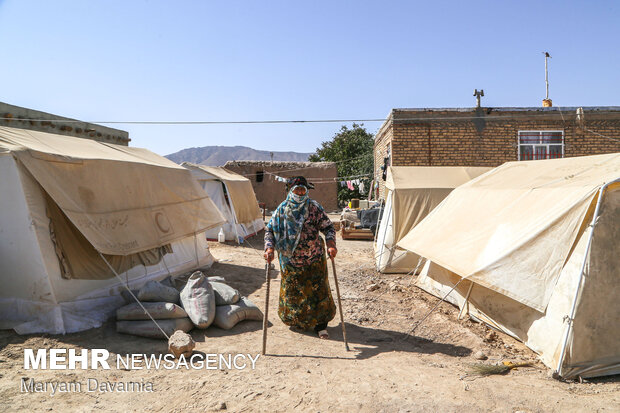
137, 281, 180, 303
180, 271, 216, 328
116, 302, 187, 320
211, 282, 240, 305
214, 297, 263, 330
116, 318, 193, 339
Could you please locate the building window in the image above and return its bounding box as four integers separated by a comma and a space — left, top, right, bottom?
518, 130, 564, 161
256, 170, 264, 182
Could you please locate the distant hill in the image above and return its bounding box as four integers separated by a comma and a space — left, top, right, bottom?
165, 145, 312, 166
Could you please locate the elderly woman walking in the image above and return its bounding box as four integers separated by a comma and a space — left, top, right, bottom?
264, 176, 337, 339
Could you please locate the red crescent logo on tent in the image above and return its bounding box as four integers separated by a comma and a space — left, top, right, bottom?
154, 211, 171, 233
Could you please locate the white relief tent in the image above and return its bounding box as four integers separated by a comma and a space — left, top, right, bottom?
0, 126, 225, 334
398, 153, 620, 379
375, 166, 492, 273
182, 163, 264, 243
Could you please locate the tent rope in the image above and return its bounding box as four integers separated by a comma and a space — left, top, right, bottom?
99, 252, 171, 340
406, 277, 467, 338
193, 232, 200, 267
242, 234, 274, 261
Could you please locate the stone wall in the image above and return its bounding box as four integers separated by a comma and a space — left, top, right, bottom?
224, 161, 339, 211
0, 101, 129, 145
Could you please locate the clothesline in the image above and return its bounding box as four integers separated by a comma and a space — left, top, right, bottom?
267, 171, 372, 183
268, 171, 372, 194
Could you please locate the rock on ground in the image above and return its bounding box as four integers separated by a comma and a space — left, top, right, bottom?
168, 330, 195, 358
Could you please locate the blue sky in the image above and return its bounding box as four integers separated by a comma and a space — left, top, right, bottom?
0, 1, 618, 156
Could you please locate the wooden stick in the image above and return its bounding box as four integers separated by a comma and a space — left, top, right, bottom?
330, 257, 350, 351
262, 262, 271, 355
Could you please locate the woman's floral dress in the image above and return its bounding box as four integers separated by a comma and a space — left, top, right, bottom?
265, 200, 336, 330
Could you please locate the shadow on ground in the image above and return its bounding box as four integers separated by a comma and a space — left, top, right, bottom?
266, 321, 472, 361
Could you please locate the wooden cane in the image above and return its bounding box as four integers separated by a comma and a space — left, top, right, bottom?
262, 262, 271, 355
330, 256, 350, 351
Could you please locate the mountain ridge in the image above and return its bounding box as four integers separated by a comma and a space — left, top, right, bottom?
165, 145, 313, 166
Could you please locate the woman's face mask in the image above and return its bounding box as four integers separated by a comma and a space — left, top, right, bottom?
290, 186, 308, 202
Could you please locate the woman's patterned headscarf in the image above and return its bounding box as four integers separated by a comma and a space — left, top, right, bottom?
267, 181, 311, 257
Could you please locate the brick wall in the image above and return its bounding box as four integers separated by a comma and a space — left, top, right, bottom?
373, 115, 393, 198
374, 107, 620, 199
224, 161, 339, 211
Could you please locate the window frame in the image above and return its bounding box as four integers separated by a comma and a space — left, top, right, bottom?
517, 130, 564, 161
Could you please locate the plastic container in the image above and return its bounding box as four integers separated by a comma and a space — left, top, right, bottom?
217, 228, 225, 243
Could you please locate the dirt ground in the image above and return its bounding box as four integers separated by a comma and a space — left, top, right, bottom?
1, 232, 619, 412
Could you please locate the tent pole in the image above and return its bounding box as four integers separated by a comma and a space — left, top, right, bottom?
555, 180, 618, 377
193, 232, 199, 267
223, 182, 243, 244
407, 256, 425, 286
372, 190, 384, 246
376, 192, 393, 271
458, 280, 474, 320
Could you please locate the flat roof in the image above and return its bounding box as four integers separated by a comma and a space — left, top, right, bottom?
393, 106, 620, 112
0, 101, 129, 144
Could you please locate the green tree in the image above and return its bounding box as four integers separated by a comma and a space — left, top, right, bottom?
309, 123, 374, 206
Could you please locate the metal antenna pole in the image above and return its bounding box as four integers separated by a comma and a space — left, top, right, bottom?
543, 52, 551, 100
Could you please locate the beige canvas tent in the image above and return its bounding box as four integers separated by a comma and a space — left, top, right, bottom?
182, 163, 264, 243
375, 166, 491, 273
398, 153, 620, 379
0, 127, 225, 334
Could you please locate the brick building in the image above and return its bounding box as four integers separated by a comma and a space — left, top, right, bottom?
224, 160, 338, 211
0, 101, 129, 145
374, 106, 620, 198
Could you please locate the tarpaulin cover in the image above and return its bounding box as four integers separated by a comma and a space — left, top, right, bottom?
0, 127, 225, 255
414, 185, 620, 378
0, 151, 217, 334
182, 163, 263, 225
376, 166, 491, 273
398, 153, 620, 312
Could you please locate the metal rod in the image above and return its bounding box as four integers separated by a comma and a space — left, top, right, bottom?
458, 280, 475, 320
544, 52, 551, 100
555, 180, 619, 376
376, 192, 393, 271
545, 56, 549, 99
407, 256, 425, 286
261, 262, 271, 355
330, 257, 350, 351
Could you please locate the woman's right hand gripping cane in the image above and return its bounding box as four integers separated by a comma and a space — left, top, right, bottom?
264, 248, 274, 263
